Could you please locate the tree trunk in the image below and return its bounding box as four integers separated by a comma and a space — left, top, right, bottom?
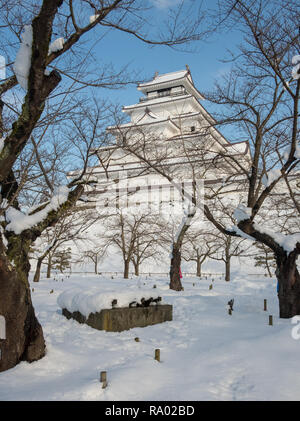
265, 253, 272, 278
124, 260, 130, 279
0, 242, 45, 372
276, 250, 300, 318
94, 256, 98, 274
170, 245, 183, 291
196, 258, 202, 277
225, 258, 231, 282
133, 261, 139, 276
33, 257, 43, 282
47, 255, 52, 278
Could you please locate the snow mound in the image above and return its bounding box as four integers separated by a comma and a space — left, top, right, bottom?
57, 287, 164, 318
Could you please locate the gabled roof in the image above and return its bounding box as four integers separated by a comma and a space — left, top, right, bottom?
137, 68, 204, 100
138, 70, 190, 88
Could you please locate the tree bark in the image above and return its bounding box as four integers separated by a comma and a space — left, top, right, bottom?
225, 258, 231, 282
33, 257, 43, 282
0, 241, 45, 372
124, 260, 130, 279
265, 253, 272, 278
133, 261, 139, 276
196, 258, 202, 277
94, 256, 98, 274
276, 250, 300, 318
47, 255, 52, 278
170, 245, 183, 291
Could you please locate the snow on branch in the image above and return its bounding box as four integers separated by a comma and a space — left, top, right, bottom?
0, 137, 4, 155
48, 38, 64, 54
233, 204, 252, 222
226, 225, 255, 241
283, 143, 300, 161
89, 15, 100, 24
13, 25, 33, 90
261, 169, 282, 188
253, 223, 300, 255
292, 55, 300, 80
5, 186, 69, 234
174, 203, 196, 243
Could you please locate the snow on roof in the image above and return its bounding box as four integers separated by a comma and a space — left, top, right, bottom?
123, 93, 193, 112
137, 68, 204, 100
138, 70, 189, 88
225, 142, 248, 154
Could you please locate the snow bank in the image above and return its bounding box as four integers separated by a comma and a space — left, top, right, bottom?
13, 25, 33, 90
6, 186, 69, 234
57, 287, 164, 318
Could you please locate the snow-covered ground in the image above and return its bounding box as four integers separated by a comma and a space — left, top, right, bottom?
0, 271, 300, 401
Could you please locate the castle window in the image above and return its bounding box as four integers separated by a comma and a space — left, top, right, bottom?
157, 88, 171, 97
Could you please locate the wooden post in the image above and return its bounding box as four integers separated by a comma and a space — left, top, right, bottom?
264, 299, 267, 311
269, 315, 273, 326
100, 371, 107, 388
155, 349, 160, 362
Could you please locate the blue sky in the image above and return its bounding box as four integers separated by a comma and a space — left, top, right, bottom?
92, 0, 242, 117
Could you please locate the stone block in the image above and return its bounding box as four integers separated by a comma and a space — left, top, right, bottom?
62, 304, 172, 332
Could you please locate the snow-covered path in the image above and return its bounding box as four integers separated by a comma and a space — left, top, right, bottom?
0, 273, 299, 401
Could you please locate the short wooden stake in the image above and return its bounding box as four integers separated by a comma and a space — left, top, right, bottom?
100, 371, 107, 388
269, 315, 273, 326
155, 349, 160, 362
264, 299, 267, 311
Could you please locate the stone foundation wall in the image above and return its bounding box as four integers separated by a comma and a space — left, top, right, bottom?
62, 305, 173, 332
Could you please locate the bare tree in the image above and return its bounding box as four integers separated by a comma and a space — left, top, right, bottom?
31, 208, 96, 281
104, 209, 162, 278
0, 0, 206, 372
84, 245, 107, 274
201, 0, 300, 317
182, 223, 218, 277
120, 0, 300, 317
210, 233, 246, 282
